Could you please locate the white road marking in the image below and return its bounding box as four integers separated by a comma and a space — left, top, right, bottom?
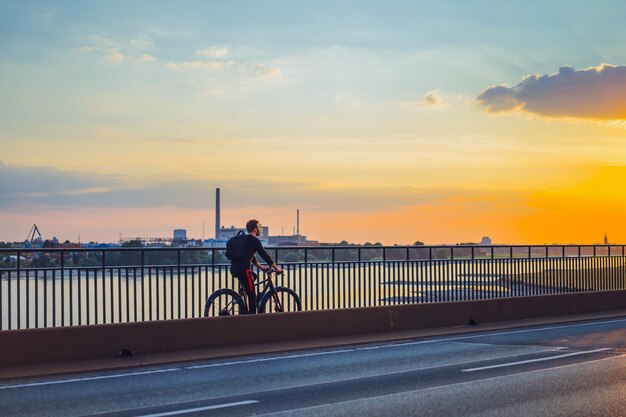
134, 400, 258, 417
183, 349, 355, 370
1, 317, 624, 390
461, 348, 612, 372
0, 368, 180, 390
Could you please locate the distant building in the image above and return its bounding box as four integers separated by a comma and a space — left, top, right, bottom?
173, 229, 187, 241
218, 225, 246, 240
184, 239, 203, 248
267, 234, 319, 246
479, 236, 492, 245
203, 238, 228, 248
604, 233, 609, 245
218, 225, 269, 242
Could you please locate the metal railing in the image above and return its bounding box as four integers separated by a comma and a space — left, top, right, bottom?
1, 245, 625, 330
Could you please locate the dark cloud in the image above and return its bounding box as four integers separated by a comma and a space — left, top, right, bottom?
0, 162, 118, 207
0, 162, 451, 212
477, 64, 626, 120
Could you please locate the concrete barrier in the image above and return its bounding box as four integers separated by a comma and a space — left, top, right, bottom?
2, 290, 626, 367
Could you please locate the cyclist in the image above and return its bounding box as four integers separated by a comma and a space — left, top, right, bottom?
230, 219, 283, 314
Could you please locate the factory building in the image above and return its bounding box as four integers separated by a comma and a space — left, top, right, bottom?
212, 189, 317, 247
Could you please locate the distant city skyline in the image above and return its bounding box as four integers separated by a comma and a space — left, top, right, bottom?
2, 1, 626, 245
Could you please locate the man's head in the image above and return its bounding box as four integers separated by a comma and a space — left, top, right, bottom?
246, 219, 261, 236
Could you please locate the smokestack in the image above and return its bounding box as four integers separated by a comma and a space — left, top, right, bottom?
215, 188, 221, 239
297, 209, 300, 236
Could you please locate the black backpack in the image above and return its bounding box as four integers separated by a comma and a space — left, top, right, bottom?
225, 231, 249, 261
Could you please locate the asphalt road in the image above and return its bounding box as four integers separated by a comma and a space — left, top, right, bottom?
1, 316, 625, 416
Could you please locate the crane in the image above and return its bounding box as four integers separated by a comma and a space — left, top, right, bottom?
26, 224, 42, 247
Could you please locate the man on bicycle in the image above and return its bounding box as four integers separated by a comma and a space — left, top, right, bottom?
230, 219, 283, 314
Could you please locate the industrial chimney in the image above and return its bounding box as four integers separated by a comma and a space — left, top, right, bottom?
215, 188, 221, 239
297, 209, 300, 236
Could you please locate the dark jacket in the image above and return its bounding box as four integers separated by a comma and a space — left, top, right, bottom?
230, 235, 274, 274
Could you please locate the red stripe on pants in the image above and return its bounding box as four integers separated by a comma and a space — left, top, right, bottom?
245, 269, 254, 290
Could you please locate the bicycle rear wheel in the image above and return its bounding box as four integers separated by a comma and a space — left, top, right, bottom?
203, 289, 246, 317
259, 287, 302, 313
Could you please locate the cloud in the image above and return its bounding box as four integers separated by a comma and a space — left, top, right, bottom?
0, 162, 456, 213
196, 47, 229, 58
82, 32, 116, 49
165, 55, 283, 93
79, 32, 154, 62
477, 64, 626, 120
238, 62, 282, 78
0, 162, 118, 208
168, 59, 280, 78
105, 48, 124, 62
129, 33, 154, 50
257, 65, 282, 78
139, 53, 157, 62
408, 90, 447, 109
177, 60, 235, 69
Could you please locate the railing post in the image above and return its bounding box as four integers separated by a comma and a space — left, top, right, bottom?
141, 249, 145, 321
102, 250, 107, 324
61, 251, 65, 327
177, 249, 182, 320
13, 250, 20, 330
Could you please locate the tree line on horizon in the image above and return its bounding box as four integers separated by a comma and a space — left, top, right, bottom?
0, 239, 485, 268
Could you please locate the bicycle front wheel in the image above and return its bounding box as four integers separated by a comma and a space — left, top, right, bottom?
204, 289, 246, 317
259, 287, 302, 313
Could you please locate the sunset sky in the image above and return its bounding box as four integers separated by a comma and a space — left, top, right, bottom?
2, 1, 626, 245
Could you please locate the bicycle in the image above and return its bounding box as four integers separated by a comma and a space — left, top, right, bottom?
203, 267, 302, 317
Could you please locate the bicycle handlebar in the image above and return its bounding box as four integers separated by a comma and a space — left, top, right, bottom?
265, 266, 284, 276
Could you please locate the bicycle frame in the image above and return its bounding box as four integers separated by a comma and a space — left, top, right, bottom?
238, 269, 284, 313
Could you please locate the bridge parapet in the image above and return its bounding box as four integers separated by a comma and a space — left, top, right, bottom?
1, 290, 625, 370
